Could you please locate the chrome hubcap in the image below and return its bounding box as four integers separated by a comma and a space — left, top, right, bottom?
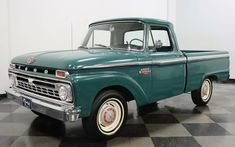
102, 106, 116, 126
97, 98, 124, 135
201, 79, 211, 101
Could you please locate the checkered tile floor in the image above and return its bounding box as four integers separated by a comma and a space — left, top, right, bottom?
0, 83, 235, 147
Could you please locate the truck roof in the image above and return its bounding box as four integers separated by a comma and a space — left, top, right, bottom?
89, 17, 173, 27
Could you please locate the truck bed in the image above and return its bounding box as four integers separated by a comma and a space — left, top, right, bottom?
181, 50, 229, 92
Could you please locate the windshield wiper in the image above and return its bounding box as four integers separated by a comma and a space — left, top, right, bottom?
95, 44, 113, 50
78, 46, 89, 49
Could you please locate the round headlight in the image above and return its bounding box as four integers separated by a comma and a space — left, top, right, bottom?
9, 75, 16, 87
57, 84, 72, 102
58, 85, 68, 101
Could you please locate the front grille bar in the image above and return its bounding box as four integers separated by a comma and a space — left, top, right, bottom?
13, 74, 62, 101
17, 80, 60, 100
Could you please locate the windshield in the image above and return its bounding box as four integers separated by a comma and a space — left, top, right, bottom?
81, 22, 144, 51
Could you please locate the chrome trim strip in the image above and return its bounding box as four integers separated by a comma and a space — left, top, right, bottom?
138, 61, 152, 65
83, 54, 228, 69
83, 62, 140, 69
187, 54, 229, 62
88, 21, 147, 52
152, 57, 186, 65
83, 57, 186, 69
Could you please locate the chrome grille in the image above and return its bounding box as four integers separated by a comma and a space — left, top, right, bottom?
15, 74, 60, 100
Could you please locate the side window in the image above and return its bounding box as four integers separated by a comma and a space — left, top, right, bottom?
124, 30, 144, 49
148, 26, 172, 52
87, 30, 111, 47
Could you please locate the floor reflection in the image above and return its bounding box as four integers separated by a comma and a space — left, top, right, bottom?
1, 83, 235, 147
27, 116, 65, 137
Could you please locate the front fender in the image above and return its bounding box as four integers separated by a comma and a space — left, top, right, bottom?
69, 71, 149, 117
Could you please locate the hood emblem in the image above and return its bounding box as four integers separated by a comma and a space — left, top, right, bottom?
27, 57, 35, 64
28, 78, 35, 85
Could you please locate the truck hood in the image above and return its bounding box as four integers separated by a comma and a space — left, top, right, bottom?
12, 48, 138, 70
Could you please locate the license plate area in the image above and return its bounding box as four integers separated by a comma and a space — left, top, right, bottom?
22, 97, 32, 109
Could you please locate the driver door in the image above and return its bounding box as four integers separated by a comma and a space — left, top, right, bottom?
148, 25, 186, 102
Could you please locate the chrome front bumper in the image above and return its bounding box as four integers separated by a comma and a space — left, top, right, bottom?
6, 88, 80, 122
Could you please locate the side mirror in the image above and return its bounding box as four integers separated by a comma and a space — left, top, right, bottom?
155, 40, 163, 49
150, 40, 163, 52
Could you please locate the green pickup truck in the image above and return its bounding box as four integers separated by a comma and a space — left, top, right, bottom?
6, 18, 229, 139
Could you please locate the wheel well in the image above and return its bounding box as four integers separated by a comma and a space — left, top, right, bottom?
96, 85, 135, 102
207, 75, 218, 81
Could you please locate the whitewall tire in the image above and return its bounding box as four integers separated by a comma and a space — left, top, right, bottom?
82, 90, 127, 139
191, 78, 213, 106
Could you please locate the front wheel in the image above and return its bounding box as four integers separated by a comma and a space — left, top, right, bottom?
82, 90, 127, 139
191, 78, 213, 106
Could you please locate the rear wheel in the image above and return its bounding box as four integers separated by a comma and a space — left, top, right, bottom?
191, 78, 213, 106
82, 90, 127, 139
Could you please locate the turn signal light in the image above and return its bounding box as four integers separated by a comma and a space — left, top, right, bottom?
56, 70, 69, 78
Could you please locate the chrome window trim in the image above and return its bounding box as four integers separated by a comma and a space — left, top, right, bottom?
146, 24, 180, 53
89, 20, 145, 27
84, 21, 148, 52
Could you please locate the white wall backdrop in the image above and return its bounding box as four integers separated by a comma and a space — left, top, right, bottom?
1, 0, 234, 94
176, 0, 235, 78
0, 0, 9, 94
0, 0, 176, 94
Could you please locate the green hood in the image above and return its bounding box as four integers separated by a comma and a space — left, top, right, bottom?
12, 48, 138, 70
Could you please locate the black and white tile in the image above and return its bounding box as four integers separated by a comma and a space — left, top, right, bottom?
0, 83, 235, 147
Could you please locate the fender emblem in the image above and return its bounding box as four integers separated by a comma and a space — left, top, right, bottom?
139, 68, 151, 75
